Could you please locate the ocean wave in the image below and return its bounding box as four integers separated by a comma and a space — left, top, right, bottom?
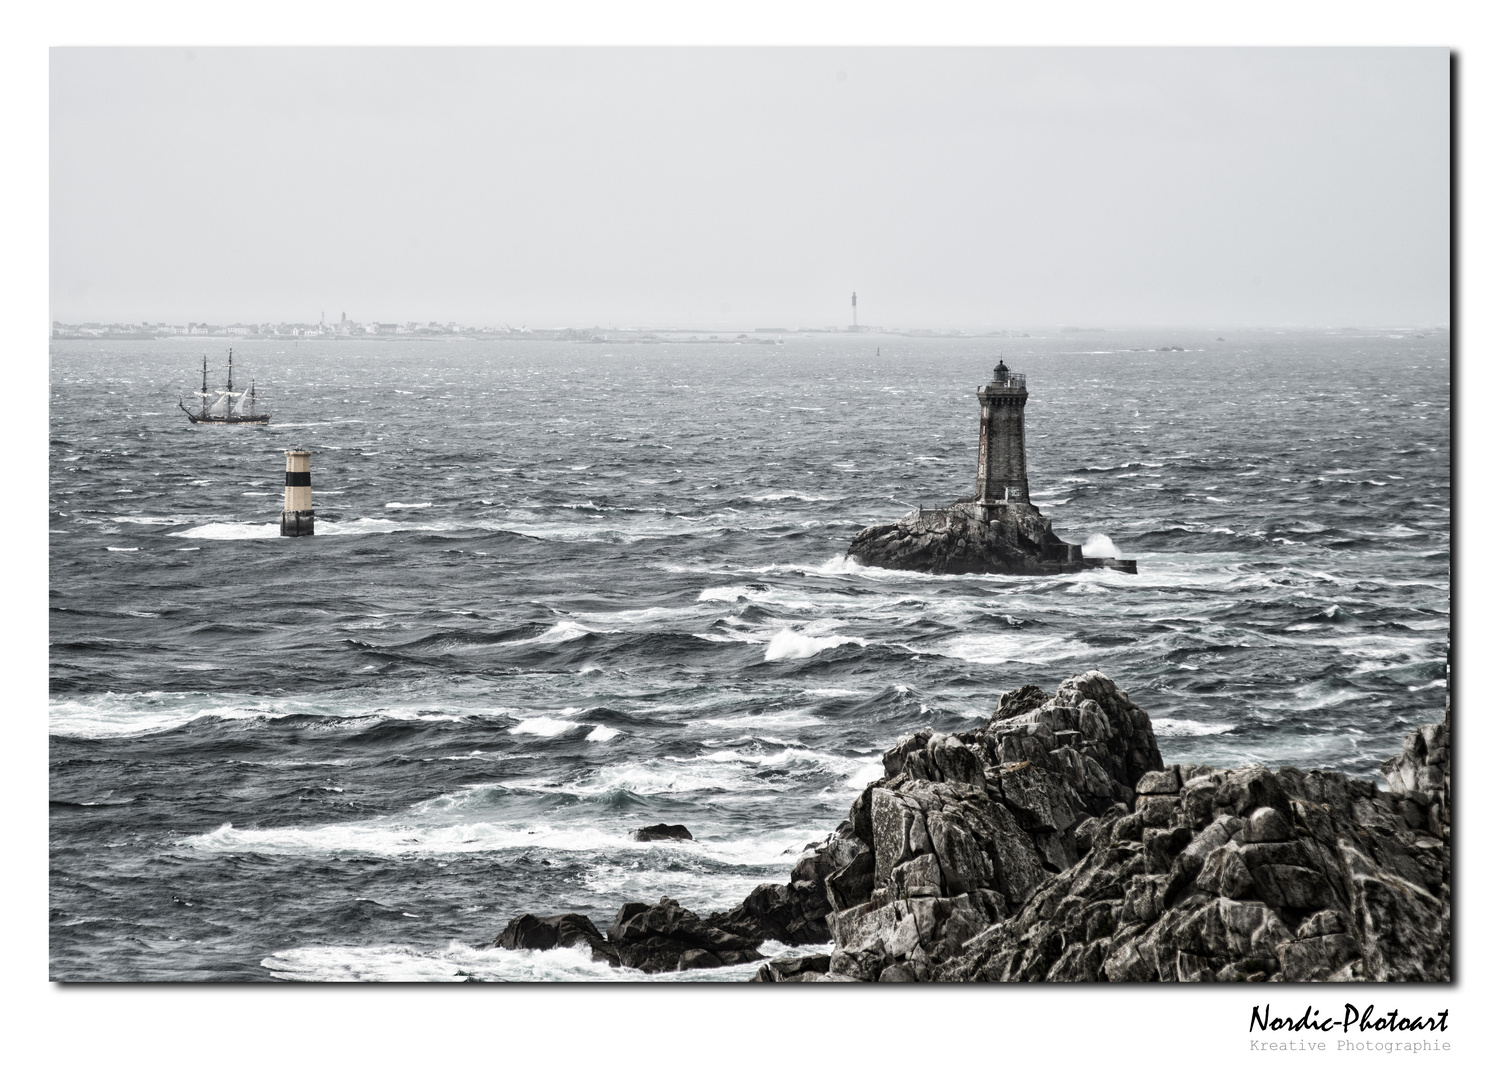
749, 490, 830, 503
181, 801, 837, 867
263, 934, 822, 984
527, 620, 596, 645
49, 693, 292, 739
763, 628, 865, 661
925, 633, 1092, 667
1151, 717, 1238, 737
509, 716, 581, 737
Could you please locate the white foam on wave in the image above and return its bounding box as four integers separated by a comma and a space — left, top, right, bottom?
49, 692, 297, 739
384, 502, 433, 509
262, 940, 633, 983
1081, 533, 1123, 558
516, 743, 880, 801
263, 936, 817, 984
182, 792, 837, 869
1151, 717, 1237, 737
698, 710, 826, 730
698, 585, 753, 603
320, 517, 443, 536
563, 606, 685, 627
586, 725, 620, 742
167, 517, 457, 541
845, 759, 886, 788
509, 716, 580, 737
502, 515, 734, 544
928, 633, 1090, 667
169, 522, 282, 540
49, 690, 504, 740
528, 620, 595, 644
764, 628, 864, 661
184, 817, 628, 859
749, 490, 829, 503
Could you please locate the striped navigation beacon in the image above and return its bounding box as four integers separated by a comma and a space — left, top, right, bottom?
280, 448, 314, 537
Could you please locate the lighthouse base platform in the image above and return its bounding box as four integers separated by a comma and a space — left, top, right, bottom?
280, 510, 315, 537
846, 500, 1136, 576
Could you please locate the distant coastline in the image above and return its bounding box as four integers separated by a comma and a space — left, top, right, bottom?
50, 322, 1040, 344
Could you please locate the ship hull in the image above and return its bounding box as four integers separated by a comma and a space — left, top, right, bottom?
184, 414, 271, 425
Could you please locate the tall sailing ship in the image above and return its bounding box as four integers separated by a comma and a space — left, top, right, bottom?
179, 349, 270, 425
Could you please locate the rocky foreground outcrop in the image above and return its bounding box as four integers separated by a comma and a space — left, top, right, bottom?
487, 670, 1450, 982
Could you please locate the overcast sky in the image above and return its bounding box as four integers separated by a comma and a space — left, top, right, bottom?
50, 47, 1449, 329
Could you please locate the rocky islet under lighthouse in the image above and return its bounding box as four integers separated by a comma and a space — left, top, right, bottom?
846, 360, 1137, 575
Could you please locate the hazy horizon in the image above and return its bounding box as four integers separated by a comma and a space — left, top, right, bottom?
51, 47, 1450, 329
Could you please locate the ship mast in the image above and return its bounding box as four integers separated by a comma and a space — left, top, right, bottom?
226, 349, 235, 419
200, 354, 209, 419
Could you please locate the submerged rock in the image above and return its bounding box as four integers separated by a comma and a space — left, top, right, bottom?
632, 823, 694, 842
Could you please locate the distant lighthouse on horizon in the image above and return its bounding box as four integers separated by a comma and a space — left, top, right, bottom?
850, 291, 858, 332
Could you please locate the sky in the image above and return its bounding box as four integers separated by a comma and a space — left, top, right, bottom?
50, 47, 1450, 329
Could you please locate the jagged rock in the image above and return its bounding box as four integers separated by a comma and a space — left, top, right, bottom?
632, 823, 693, 842
491, 912, 605, 951
489, 913, 621, 967
749, 954, 832, 983
485, 670, 1450, 985
993, 684, 1048, 722
606, 897, 765, 974
710, 879, 832, 946
939, 739, 1450, 983
847, 501, 1092, 576
1381, 697, 1451, 842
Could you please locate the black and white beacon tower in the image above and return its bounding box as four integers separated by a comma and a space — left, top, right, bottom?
974, 358, 1030, 517
281, 448, 314, 537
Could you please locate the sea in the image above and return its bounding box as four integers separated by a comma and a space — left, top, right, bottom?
48, 329, 1451, 981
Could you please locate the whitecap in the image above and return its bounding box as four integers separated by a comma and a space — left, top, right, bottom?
764, 628, 863, 661
509, 717, 580, 737
749, 490, 829, 503
169, 522, 281, 540
586, 725, 620, 742
528, 620, 595, 644
698, 585, 752, 603
384, 502, 433, 509
1152, 717, 1236, 737
929, 633, 1089, 666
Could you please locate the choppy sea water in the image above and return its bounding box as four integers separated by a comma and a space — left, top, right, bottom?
49, 330, 1449, 981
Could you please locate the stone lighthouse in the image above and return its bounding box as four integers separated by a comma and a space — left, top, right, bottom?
974, 358, 1029, 516
843, 359, 1136, 575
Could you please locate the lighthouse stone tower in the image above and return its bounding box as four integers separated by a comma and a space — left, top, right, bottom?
974, 358, 1030, 514
844, 359, 1135, 574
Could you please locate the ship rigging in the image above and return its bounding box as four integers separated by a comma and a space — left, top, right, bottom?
178, 349, 270, 425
